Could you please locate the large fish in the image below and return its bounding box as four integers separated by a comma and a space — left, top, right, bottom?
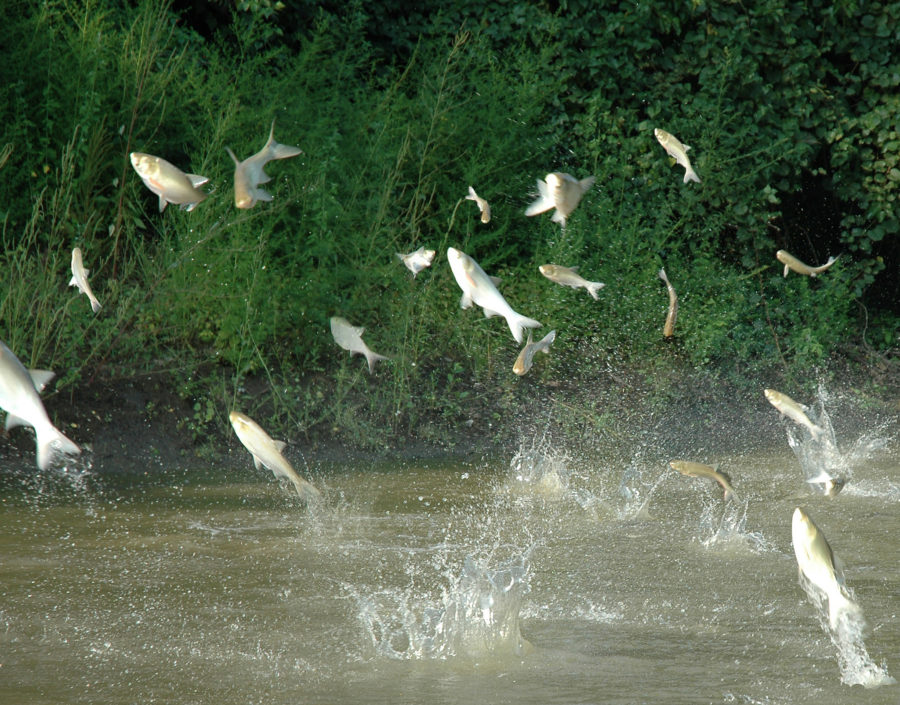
130, 152, 209, 212
658, 268, 678, 338
69, 247, 101, 313
513, 330, 556, 376
396, 246, 436, 278
654, 128, 701, 184
466, 186, 491, 223
776, 250, 838, 277
329, 317, 389, 374
229, 411, 320, 502
0, 340, 80, 470
669, 460, 736, 502
764, 388, 825, 440
539, 264, 604, 300
446, 247, 541, 344
524, 172, 595, 227
225, 120, 302, 209
791, 507, 860, 629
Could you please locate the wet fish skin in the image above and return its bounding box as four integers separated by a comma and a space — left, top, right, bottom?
764, 388, 825, 440
129, 152, 209, 212
791, 507, 860, 629
669, 460, 736, 502
69, 247, 101, 313
446, 247, 541, 344
466, 186, 491, 223
329, 317, 389, 374
229, 411, 320, 502
658, 268, 678, 338
776, 250, 838, 277
524, 172, 595, 227
513, 330, 556, 376
226, 120, 302, 209
654, 128, 701, 184
396, 247, 436, 277
0, 340, 80, 470
539, 264, 604, 300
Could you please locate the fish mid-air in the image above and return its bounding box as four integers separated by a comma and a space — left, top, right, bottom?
69, 247, 101, 313
513, 330, 556, 376
805, 469, 846, 497
524, 172, 595, 228
654, 128, 701, 184
396, 247, 436, 278
0, 340, 80, 470
764, 388, 825, 441
658, 268, 678, 338
669, 460, 736, 502
538, 264, 605, 300
225, 120, 302, 209
776, 250, 839, 277
329, 317, 389, 374
129, 152, 209, 212
229, 411, 320, 502
447, 247, 541, 344
466, 186, 491, 223
791, 507, 861, 630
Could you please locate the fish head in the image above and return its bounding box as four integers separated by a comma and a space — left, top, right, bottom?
653, 128, 669, 144
129, 152, 157, 178
775, 250, 789, 264
792, 507, 816, 542
235, 191, 254, 209
538, 264, 552, 276
229, 410, 250, 430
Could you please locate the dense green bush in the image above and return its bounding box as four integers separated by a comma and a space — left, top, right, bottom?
0, 0, 896, 446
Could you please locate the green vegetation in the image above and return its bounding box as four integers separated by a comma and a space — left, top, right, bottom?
1, 0, 897, 450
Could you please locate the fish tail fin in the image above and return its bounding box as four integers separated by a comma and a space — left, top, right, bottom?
508, 314, 541, 344
587, 281, 605, 300
683, 168, 701, 184
365, 351, 390, 374
466, 185, 477, 201
291, 476, 321, 504
579, 175, 596, 192
539, 330, 556, 351
35, 423, 81, 471
269, 142, 303, 160
225, 146, 240, 165
723, 488, 735, 503
90, 297, 102, 314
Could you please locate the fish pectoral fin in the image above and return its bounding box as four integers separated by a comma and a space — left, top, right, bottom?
4, 413, 29, 431
253, 187, 274, 202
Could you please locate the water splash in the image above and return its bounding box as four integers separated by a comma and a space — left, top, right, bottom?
356, 548, 533, 660
697, 497, 771, 553
798, 571, 896, 688
507, 435, 570, 498
617, 453, 667, 519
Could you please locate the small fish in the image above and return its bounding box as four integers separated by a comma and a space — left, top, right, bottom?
229, 411, 320, 502
225, 120, 302, 209
130, 152, 209, 212
764, 388, 825, 440
538, 264, 604, 300
69, 247, 101, 314
513, 330, 556, 376
805, 470, 846, 497
654, 128, 701, 184
658, 268, 678, 337
447, 247, 541, 344
669, 460, 736, 502
329, 317, 389, 374
396, 247, 436, 278
0, 340, 80, 470
776, 250, 838, 277
524, 172, 595, 227
791, 507, 861, 630
466, 186, 491, 223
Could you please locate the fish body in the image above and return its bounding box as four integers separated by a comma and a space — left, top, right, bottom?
0, 340, 80, 470
669, 460, 736, 502
776, 250, 838, 277
69, 247, 101, 313
539, 264, 604, 299
764, 388, 825, 440
791, 507, 859, 629
329, 317, 389, 374
806, 470, 846, 497
525, 172, 595, 227
226, 120, 302, 209
396, 247, 436, 277
229, 411, 320, 502
446, 247, 541, 343
658, 268, 678, 337
513, 330, 556, 376
466, 186, 491, 223
654, 128, 701, 184
129, 152, 209, 211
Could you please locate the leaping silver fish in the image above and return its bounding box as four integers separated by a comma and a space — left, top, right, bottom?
226, 120, 302, 209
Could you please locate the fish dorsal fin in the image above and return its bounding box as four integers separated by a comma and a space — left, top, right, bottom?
29, 369, 56, 393
568, 266, 579, 273
186, 174, 209, 187
489, 275, 502, 286
273, 440, 287, 453
684, 144, 692, 152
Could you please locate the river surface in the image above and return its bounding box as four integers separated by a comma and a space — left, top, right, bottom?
1, 417, 898, 704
